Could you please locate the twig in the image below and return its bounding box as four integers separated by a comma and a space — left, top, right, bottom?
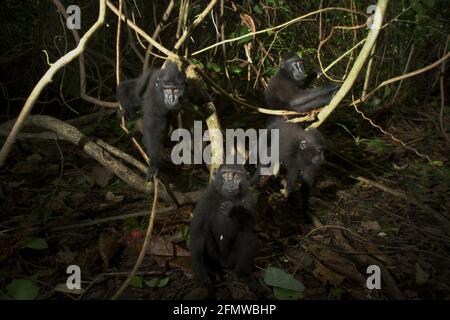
51, 206, 176, 232
173, 0, 219, 50
362, 42, 377, 97
143, 0, 175, 71
0, 114, 174, 203
116, 0, 123, 85
192, 7, 368, 56
106, 0, 174, 58
355, 51, 450, 106
391, 43, 415, 104
51, 0, 118, 108
309, 213, 404, 299
351, 98, 432, 162
310, 0, 388, 129
111, 176, 159, 300
354, 175, 450, 228
317, 22, 368, 82
306, 225, 371, 243
96, 139, 147, 173
353, 176, 409, 200
0, 0, 107, 167
439, 36, 449, 143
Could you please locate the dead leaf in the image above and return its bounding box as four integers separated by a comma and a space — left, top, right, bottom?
415, 262, 430, 286
168, 256, 193, 271
50, 191, 70, 212
183, 287, 209, 300
54, 283, 84, 295
312, 263, 344, 286
361, 220, 381, 231
99, 232, 120, 270
287, 249, 314, 268
56, 251, 77, 264
91, 165, 114, 188
8, 179, 25, 189
105, 191, 124, 202
146, 236, 190, 257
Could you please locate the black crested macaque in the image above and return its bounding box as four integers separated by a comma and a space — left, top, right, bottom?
116, 62, 208, 179
253, 118, 325, 223
190, 164, 257, 286
264, 51, 340, 113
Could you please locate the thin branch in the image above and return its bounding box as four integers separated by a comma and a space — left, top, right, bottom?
106, 0, 174, 58
51, 0, 118, 108
351, 99, 432, 162
111, 177, 159, 300
439, 36, 449, 143
354, 51, 450, 106
310, 0, 389, 129
362, 43, 377, 97
51, 206, 177, 232
0, 0, 107, 167
173, 0, 219, 51
391, 43, 415, 103
143, 0, 175, 71
192, 7, 368, 56
0, 115, 179, 203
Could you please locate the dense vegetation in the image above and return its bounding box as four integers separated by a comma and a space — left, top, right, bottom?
0, 0, 449, 300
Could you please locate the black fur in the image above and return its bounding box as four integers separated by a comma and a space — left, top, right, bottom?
116, 62, 208, 179
189, 164, 257, 286
252, 118, 325, 222
264, 51, 340, 113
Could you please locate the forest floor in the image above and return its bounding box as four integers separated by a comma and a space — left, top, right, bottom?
1, 105, 449, 300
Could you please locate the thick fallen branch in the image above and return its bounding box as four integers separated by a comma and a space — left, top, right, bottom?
0, 115, 207, 205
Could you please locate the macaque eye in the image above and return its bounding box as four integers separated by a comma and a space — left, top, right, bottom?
155, 79, 160, 86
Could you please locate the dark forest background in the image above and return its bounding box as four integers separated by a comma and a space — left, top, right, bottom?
0, 0, 449, 300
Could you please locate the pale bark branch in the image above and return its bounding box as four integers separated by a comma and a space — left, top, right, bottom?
0, 0, 107, 167
310, 0, 389, 129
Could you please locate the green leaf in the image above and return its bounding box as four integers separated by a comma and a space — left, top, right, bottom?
144, 277, 170, 288
264, 266, 305, 292
24, 237, 48, 250
329, 287, 344, 300
207, 62, 222, 73
422, 0, 435, 8
130, 275, 143, 288
188, 58, 204, 68
237, 26, 252, 45
362, 138, 390, 153
383, 86, 392, 98
6, 279, 39, 300
405, 180, 425, 207
372, 98, 382, 106
182, 225, 190, 244
228, 65, 242, 74
273, 287, 304, 300
253, 5, 262, 14
412, 2, 424, 15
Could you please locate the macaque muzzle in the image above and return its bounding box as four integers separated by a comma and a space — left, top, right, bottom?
163, 86, 184, 107
221, 171, 242, 194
